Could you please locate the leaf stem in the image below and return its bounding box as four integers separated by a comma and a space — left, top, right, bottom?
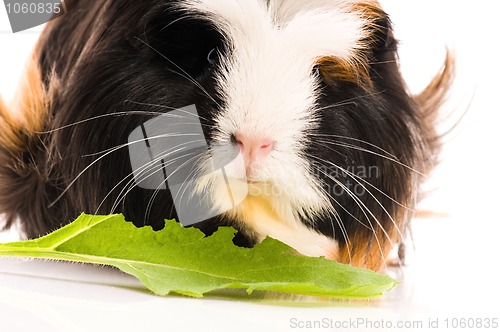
0, 244, 108, 266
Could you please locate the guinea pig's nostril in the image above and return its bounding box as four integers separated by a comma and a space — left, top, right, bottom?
230, 133, 242, 146
258, 140, 275, 153
231, 133, 275, 160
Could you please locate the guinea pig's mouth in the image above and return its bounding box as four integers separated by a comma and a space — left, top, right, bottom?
236, 178, 264, 185
222, 176, 274, 191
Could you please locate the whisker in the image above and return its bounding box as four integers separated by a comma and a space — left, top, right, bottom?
35, 110, 172, 134
330, 208, 352, 263
143, 153, 199, 222
140, 149, 204, 223
37, 100, 216, 136
368, 59, 397, 66
312, 143, 416, 213
311, 155, 404, 242
159, 15, 188, 33
83, 133, 207, 158
108, 154, 187, 214
314, 165, 391, 269
97, 144, 181, 214
124, 100, 214, 125
93, 168, 137, 216
49, 132, 206, 207
313, 189, 353, 262
315, 138, 426, 178
317, 168, 373, 229
310, 133, 400, 160
314, 90, 387, 112
110, 141, 205, 211
158, 155, 206, 224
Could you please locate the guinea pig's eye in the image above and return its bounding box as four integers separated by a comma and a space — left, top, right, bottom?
207, 46, 220, 66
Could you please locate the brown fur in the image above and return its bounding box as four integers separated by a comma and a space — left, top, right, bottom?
0, 55, 48, 153
416, 50, 455, 175
317, 56, 372, 88
351, 1, 385, 23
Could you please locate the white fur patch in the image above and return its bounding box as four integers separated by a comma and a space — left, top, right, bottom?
183, 0, 371, 258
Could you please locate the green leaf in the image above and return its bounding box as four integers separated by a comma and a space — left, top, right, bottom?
0, 214, 398, 298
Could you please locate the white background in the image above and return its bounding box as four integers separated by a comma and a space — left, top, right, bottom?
1, 1, 499, 331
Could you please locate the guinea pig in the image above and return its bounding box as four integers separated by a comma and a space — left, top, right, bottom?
0, 0, 452, 271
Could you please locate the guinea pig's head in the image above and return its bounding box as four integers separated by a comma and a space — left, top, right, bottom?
0, 0, 452, 270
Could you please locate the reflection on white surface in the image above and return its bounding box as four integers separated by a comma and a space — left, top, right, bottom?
1, 1, 500, 331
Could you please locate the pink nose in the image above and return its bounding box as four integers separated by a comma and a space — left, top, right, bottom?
232, 133, 275, 162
